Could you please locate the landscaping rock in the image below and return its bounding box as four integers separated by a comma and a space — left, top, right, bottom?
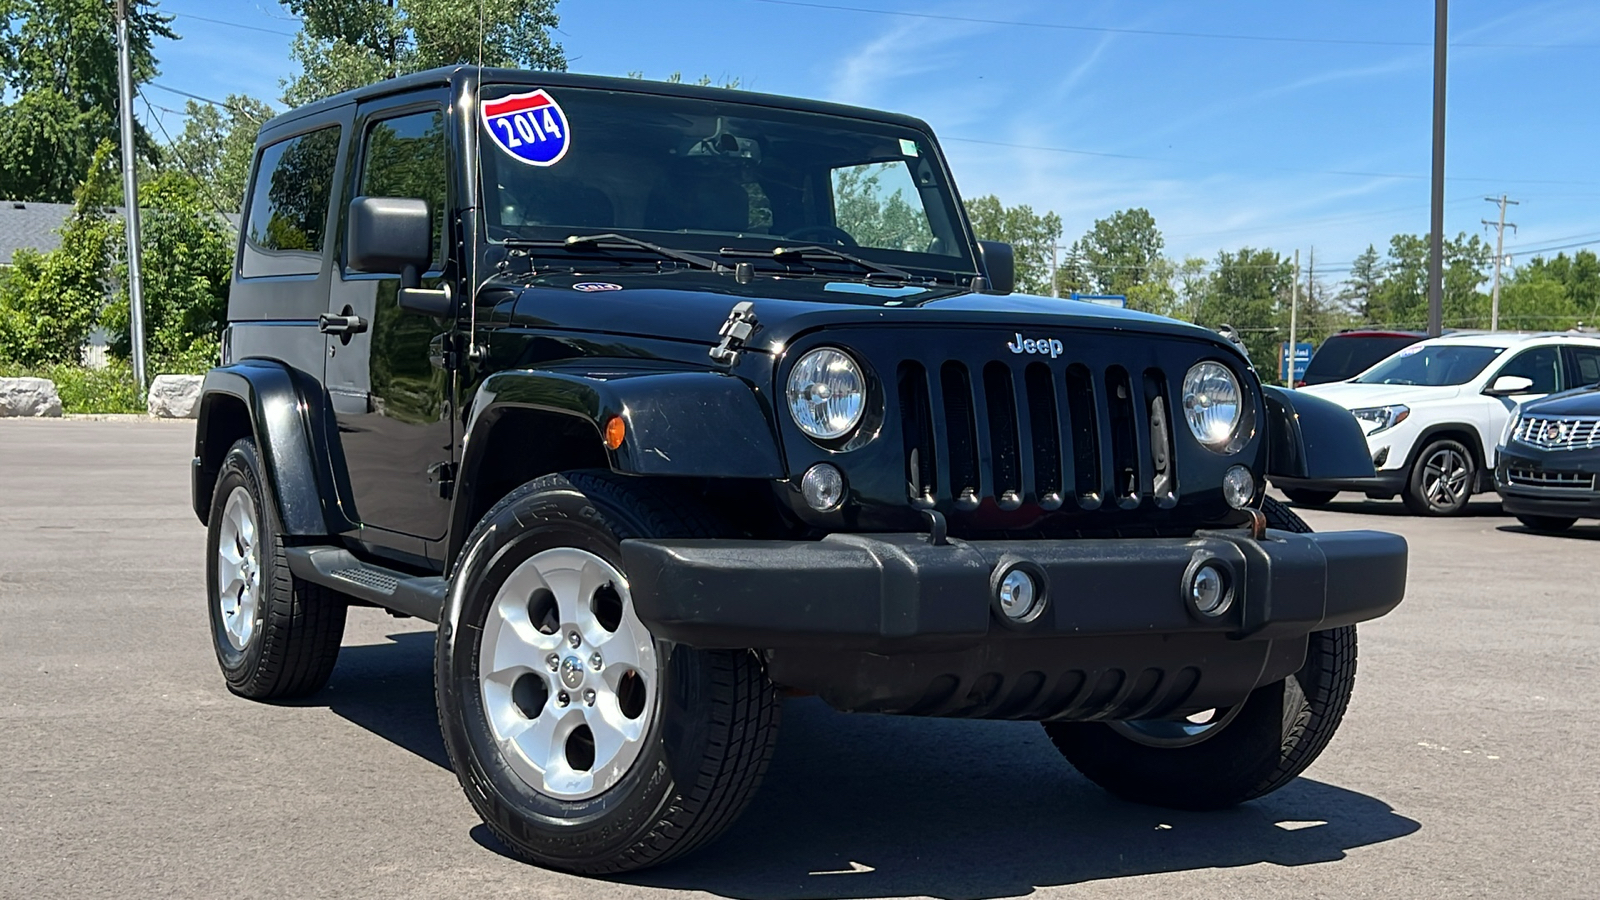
0, 377, 63, 417
147, 374, 204, 419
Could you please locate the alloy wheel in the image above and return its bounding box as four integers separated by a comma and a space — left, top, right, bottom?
215, 486, 262, 651
1421, 446, 1471, 510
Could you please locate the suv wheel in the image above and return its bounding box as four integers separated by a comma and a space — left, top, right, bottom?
435, 471, 780, 874
206, 438, 347, 699
1043, 499, 1359, 810
1403, 439, 1475, 516
1516, 514, 1577, 533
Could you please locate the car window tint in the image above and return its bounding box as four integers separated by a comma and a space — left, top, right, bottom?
359, 109, 447, 265
1569, 346, 1600, 385
241, 126, 341, 278
1497, 346, 1561, 393
1303, 335, 1420, 384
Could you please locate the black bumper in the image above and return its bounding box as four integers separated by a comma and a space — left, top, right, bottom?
1495, 452, 1600, 518
1270, 470, 1408, 498
622, 528, 1407, 719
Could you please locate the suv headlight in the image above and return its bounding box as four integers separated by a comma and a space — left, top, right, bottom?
1182, 361, 1243, 452
1500, 406, 1524, 447
1351, 405, 1410, 436
786, 347, 865, 440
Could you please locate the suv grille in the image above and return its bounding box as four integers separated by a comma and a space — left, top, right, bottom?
898, 359, 1177, 511
1506, 468, 1596, 491
1515, 416, 1600, 451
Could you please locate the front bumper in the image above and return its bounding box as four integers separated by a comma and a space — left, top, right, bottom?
1495, 447, 1600, 518
1270, 470, 1408, 498
622, 528, 1407, 719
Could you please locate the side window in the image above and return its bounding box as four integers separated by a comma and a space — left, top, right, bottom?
241, 126, 341, 277
1496, 346, 1561, 393
358, 109, 447, 265
1567, 346, 1600, 386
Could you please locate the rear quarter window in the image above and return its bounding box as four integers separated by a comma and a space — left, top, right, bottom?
240, 126, 342, 278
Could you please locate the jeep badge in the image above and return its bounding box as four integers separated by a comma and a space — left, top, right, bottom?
1007, 333, 1064, 358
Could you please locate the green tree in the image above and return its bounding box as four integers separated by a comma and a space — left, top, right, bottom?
101, 171, 233, 372
1063, 208, 1165, 294
0, 0, 174, 200
1367, 232, 1489, 329
165, 95, 275, 212
1339, 244, 1384, 317
963, 194, 1062, 295
280, 0, 565, 106
1194, 247, 1293, 378
1496, 264, 1578, 332
1508, 250, 1600, 324
0, 142, 118, 364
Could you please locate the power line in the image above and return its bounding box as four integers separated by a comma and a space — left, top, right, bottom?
137, 87, 238, 219
739, 0, 1600, 49
165, 10, 296, 37
148, 83, 271, 122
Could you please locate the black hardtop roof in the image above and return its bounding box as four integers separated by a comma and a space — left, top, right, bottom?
259, 66, 936, 139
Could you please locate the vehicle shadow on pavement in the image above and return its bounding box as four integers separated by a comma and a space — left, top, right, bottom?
1292, 498, 1504, 517
1495, 522, 1600, 541
315, 634, 1420, 898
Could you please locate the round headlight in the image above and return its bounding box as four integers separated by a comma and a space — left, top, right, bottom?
786, 348, 865, 441
1182, 361, 1242, 451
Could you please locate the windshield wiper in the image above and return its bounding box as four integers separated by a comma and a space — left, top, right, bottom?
721, 244, 913, 281
507, 233, 724, 272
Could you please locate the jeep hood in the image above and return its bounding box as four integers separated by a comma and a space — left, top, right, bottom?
497, 268, 1235, 356
1298, 380, 1462, 409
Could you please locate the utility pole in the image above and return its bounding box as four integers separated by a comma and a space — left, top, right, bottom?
1427, 0, 1448, 337
1288, 248, 1300, 388
1050, 243, 1059, 298
116, 0, 148, 394
1483, 194, 1518, 332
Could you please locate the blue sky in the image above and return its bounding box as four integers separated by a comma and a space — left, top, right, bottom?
150, 0, 1600, 281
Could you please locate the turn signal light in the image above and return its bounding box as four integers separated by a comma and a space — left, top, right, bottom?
604, 415, 627, 450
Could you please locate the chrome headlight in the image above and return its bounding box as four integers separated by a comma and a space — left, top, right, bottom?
1500, 406, 1524, 448
1351, 405, 1410, 437
786, 347, 865, 440
1182, 362, 1243, 452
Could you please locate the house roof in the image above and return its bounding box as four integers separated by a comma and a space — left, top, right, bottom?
0, 201, 73, 264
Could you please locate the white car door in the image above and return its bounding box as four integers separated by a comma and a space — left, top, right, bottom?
1482, 345, 1564, 459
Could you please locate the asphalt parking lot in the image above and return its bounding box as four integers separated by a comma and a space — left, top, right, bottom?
2, 419, 1596, 900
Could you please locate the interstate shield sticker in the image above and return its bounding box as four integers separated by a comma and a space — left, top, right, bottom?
482, 89, 570, 166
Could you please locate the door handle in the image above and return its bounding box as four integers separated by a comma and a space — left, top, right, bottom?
318, 313, 368, 336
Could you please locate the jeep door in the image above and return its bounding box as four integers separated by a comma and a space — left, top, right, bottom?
323, 89, 456, 550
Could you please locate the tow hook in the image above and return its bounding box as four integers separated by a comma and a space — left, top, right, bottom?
920, 508, 949, 546
1244, 507, 1268, 540
708, 301, 760, 366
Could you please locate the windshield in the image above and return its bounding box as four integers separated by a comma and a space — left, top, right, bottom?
477, 84, 976, 278
1352, 344, 1505, 386
1302, 335, 1422, 385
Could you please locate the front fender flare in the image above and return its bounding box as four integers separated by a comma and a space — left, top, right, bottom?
1261, 385, 1375, 480
193, 360, 350, 535
463, 367, 785, 479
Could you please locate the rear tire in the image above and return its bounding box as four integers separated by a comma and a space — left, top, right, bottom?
205, 438, 347, 700
1281, 487, 1337, 508
1516, 514, 1577, 533
435, 471, 780, 874
1403, 439, 1475, 516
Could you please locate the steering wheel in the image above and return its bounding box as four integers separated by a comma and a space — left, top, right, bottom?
783, 224, 859, 248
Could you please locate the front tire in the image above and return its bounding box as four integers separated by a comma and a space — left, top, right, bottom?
1517, 514, 1577, 533
205, 438, 347, 699
435, 472, 780, 875
1403, 439, 1475, 516
1044, 498, 1357, 810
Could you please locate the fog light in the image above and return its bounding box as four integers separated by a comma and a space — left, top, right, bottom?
800, 463, 845, 511
1372, 446, 1389, 468
997, 568, 1041, 621
1186, 563, 1232, 617
1222, 465, 1255, 509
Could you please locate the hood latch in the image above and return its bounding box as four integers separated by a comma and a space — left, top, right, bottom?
709, 301, 760, 366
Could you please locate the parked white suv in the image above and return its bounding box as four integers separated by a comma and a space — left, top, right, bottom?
1272, 332, 1600, 515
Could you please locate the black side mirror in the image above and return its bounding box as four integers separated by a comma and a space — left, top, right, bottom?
977, 240, 1015, 295
347, 196, 452, 318
348, 196, 432, 283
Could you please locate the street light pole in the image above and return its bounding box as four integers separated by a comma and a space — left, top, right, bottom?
1427, 0, 1448, 338
116, 0, 148, 395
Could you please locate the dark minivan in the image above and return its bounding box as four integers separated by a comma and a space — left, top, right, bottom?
1301, 330, 1429, 386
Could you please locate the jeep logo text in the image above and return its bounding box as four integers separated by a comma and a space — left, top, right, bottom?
1007, 334, 1064, 358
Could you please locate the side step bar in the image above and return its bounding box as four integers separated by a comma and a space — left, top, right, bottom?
284, 547, 448, 623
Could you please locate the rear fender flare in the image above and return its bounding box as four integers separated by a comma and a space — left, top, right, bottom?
193, 360, 351, 535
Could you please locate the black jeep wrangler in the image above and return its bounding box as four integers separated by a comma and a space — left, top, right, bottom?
192, 67, 1407, 874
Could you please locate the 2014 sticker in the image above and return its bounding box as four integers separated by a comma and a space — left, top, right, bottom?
482, 89, 570, 166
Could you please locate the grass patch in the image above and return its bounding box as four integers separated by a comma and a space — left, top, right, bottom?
0, 361, 145, 414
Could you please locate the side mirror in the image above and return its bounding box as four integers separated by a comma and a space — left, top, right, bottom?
348, 196, 452, 318
1486, 374, 1535, 396
348, 196, 433, 284
976, 240, 1014, 295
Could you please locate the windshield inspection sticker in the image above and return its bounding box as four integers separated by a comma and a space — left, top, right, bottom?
482, 89, 570, 166
572, 282, 623, 293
